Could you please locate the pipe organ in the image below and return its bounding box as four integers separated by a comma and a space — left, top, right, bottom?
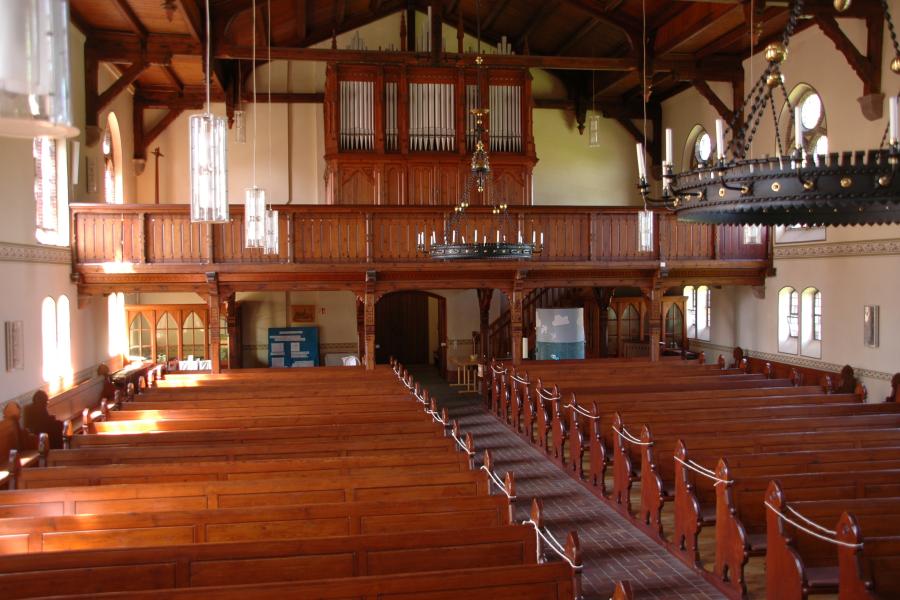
325, 63, 536, 206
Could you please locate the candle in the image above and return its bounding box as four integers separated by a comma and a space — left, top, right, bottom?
496, 230, 500, 243
540, 232, 543, 246
635, 143, 647, 181
474, 229, 478, 243
518, 231, 523, 244
715, 119, 725, 160
483, 235, 486, 244
452, 231, 456, 243
794, 106, 803, 150
665, 128, 673, 167
890, 96, 899, 145
532, 230, 536, 244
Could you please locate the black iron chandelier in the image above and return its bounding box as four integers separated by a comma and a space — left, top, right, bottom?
639, 0, 900, 227
417, 0, 542, 260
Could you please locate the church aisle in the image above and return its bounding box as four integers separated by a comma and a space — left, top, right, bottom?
409, 366, 725, 600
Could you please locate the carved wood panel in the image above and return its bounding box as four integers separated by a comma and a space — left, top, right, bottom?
146, 214, 208, 263
336, 165, 377, 205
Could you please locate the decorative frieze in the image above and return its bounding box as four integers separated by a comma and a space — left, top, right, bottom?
775, 238, 900, 260
0, 242, 71, 265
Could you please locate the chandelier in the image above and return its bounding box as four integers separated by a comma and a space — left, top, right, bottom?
417, 0, 542, 261
638, 0, 900, 227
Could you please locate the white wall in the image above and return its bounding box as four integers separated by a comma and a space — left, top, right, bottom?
0, 26, 114, 406
664, 8, 900, 399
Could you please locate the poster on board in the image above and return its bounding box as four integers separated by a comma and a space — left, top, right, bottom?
268, 326, 319, 367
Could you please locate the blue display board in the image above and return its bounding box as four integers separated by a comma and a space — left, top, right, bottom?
268, 326, 319, 367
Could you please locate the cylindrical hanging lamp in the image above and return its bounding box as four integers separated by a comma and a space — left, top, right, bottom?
0, 0, 78, 138
263, 208, 279, 255
189, 0, 229, 223
244, 186, 266, 247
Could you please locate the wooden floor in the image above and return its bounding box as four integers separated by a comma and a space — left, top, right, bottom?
412, 367, 725, 600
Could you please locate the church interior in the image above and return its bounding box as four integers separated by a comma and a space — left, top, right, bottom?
1, 0, 900, 598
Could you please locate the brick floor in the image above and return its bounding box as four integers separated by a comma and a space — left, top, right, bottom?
410, 366, 726, 600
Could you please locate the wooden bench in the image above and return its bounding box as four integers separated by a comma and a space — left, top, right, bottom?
837, 510, 900, 599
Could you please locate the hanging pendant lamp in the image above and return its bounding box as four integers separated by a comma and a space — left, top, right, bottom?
0, 0, 78, 139
189, 0, 229, 223
243, 1, 267, 247
261, 0, 279, 256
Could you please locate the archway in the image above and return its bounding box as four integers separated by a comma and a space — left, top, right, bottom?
375, 291, 446, 371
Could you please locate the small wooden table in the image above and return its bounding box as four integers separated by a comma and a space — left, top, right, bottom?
450, 359, 480, 393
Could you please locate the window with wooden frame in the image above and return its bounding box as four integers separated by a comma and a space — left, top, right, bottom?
34, 137, 69, 246
620, 304, 640, 342
182, 312, 207, 359
788, 290, 800, 338
155, 312, 179, 362
129, 313, 152, 359
778, 286, 800, 354
813, 291, 822, 341
42, 295, 72, 386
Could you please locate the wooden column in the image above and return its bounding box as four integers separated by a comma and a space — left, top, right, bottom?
363, 271, 377, 371
477, 288, 494, 360
356, 297, 365, 359
510, 276, 524, 365
224, 293, 240, 369
206, 273, 221, 373
647, 286, 662, 362
594, 288, 611, 358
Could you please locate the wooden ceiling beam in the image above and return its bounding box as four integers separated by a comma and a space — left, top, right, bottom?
68, 5, 94, 35
241, 92, 325, 103
692, 79, 734, 122
295, 0, 307, 42
112, 0, 149, 39
161, 65, 185, 92
144, 108, 185, 149
515, 0, 560, 52
816, 13, 881, 98
654, 3, 745, 56
554, 18, 601, 56
558, 0, 641, 50
483, 0, 512, 30
175, 0, 204, 43
97, 60, 149, 113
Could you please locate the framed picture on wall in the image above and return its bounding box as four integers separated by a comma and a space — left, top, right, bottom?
291, 305, 316, 323
5, 321, 24, 371
863, 305, 879, 348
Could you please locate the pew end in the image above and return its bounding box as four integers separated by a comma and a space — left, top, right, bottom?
611, 580, 633, 600
764, 480, 807, 600
836, 512, 871, 600
888, 373, 900, 403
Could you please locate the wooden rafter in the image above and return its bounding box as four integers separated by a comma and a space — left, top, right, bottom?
692, 79, 734, 122
558, 0, 640, 50
654, 3, 745, 56
816, 13, 882, 97
97, 61, 149, 113
295, 0, 307, 42
175, 0, 204, 43
112, 0, 149, 39
161, 65, 185, 92
515, 0, 560, 51
554, 18, 601, 56
483, 0, 512, 30
145, 108, 185, 149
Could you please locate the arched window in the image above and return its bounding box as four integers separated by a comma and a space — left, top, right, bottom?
781, 84, 827, 158
219, 316, 230, 365
42, 295, 72, 386
684, 124, 713, 169
684, 286, 711, 340
620, 304, 640, 342
778, 287, 799, 354
34, 136, 69, 246
665, 304, 685, 349
129, 313, 152, 359
156, 312, 179, 362
182, 312, 206, 359
801, 287, 822, 358
107, 292, 126, 357
41, 297, 57, 383
103, 113, 123, 204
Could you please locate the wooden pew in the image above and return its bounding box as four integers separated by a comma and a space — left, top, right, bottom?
0, 468, 495, 517
0, 525, 538, 598
43, 436, 458, 467
31, 563, 576, 600
837, 511, 900, 599
0, 494, 516, 553
765, 481, 900, 600
14, 452, 472, 489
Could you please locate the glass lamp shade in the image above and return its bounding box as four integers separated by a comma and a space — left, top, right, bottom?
638, 210, 654, 252
263, 209, 279, 255
233, 109, 246, 143
742, 224, 763, 245
0, 0, 78, 139
189, 112, 229, 223
244, 186, 266, 248
588, 115, 601, 147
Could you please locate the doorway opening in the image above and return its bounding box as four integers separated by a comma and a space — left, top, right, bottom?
375, 291, 447, 373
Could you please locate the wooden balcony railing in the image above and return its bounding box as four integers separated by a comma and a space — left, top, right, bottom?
70, 204, 769, 268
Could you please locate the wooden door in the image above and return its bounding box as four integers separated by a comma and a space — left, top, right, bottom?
375, 292, 429, 365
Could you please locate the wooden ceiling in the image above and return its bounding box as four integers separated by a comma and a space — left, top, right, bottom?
71, 0, 886, 159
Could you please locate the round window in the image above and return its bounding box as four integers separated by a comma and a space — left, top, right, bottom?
812, 134, 828, 156
695, 132, 712, 162
800, 93, 822, 130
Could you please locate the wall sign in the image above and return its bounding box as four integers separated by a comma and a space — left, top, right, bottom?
5, 321, 24, 371
268, 326, 319, 367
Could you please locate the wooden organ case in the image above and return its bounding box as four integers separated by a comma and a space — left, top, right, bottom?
324, 62, 537, 205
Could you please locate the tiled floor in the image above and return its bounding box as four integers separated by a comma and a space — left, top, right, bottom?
411, 366, 726, 600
